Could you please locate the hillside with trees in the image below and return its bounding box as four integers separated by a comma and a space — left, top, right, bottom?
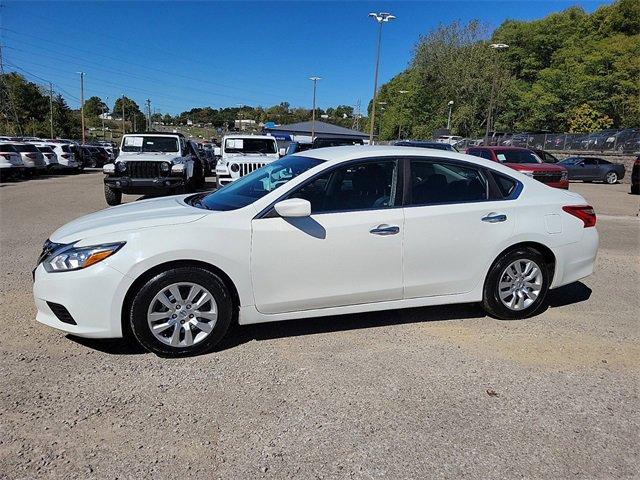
372, 0, 639, 140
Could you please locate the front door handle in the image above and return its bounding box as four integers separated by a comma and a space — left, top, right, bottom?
482, 213, 507, 223
370, 224, 400, 235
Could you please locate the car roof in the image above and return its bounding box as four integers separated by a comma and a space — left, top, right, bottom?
223, 134, 275, 140
128, 131, 185, 138
474, 146, 532, 151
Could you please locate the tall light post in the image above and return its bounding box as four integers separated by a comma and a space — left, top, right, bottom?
484, 43, 509, 146
121, 94, 126, 135
447, 100, 454, 131
77, 72, 85, 144
102, 96, 108, 139
377, 101, 387, 140
368, 12, 395, 144
309, 76, 321, 140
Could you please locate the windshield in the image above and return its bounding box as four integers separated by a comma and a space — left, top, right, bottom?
190, 155, 323, 211
121, 136, 179, 153
495, 150, 542, 164
225, 138, 276, 154
14, 144, 40, 153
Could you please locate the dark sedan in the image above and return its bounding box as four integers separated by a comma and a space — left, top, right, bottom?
559, 156, 625, 184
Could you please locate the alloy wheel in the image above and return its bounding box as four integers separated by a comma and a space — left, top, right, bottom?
605, 172, 617, 184
498, 259, 543, 311
147, 282, 218, 347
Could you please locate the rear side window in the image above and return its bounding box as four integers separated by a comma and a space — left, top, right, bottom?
408, 160, 488, 205
14, 144, 39, 153
492, 173, 518, 199
0, 144, 16, 152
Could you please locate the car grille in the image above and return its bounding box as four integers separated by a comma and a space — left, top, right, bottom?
239, 163, 266, 177
125, 161, 164, 178
532, 172, 563, 183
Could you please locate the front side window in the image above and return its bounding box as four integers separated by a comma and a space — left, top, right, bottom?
190, 156, 323, 211
121, 136, 179, 153
409, 160, 488, 205
289, 159, 399, 213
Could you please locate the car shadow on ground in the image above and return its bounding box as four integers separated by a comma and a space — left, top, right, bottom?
68, 281, 592, 356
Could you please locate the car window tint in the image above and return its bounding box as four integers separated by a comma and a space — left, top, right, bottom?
409, 160, 488, 205
493, 173, 518, 198
583, 158, 598, 165
290, 159, 398, 213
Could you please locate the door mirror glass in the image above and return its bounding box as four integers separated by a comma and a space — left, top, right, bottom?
274, 198, 311, 218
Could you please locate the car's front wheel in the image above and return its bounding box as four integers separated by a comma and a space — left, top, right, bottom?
104, 185, 122, 206
129, 266, 233, 357
482, 247, 550, 320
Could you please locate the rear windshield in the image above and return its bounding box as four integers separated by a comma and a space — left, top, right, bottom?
225, 138, 276, 154
122, 136, 179, 153
0, 144, 16, 152
494, 150, 541, 164
14, 144, 39, 153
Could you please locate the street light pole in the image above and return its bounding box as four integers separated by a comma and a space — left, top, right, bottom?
309, 76, 321, 140
49, 82, 54, 139
121, 94, 125, 135
368, 12, 395, 144
102, 96, 108, 139
484, 43, 509, 146
447, 100, 454, 131
77, 72, 85, 144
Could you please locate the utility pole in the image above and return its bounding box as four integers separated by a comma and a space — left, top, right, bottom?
78, 72, 85, 144
102, 96, 108, 139
49, 82, 54, 138
447, 100, 454, 131
309, 77, 321, 140
368, 12, 395, 144
121, 94, 125, 135
484, 43, 509, 146
145, 98, 151, 130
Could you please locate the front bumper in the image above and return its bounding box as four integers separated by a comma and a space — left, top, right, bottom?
33, 262, 128, 338
104, 175, 184, 193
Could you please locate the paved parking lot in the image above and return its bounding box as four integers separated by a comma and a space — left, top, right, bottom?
1, 172, 638, 479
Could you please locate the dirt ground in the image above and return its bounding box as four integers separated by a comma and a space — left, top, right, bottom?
1, 172, 638, 479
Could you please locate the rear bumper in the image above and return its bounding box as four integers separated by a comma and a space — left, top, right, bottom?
104, 175, 185, 193
551, 227, 599, 289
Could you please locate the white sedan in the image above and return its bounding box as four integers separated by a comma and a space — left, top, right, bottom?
33, 146, 599, 356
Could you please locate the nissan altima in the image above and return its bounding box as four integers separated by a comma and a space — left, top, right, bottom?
33, 147, 599, 356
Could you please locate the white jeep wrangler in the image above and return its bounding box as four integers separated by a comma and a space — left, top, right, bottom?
215, 134, 280, 186
103, 133, 204, 206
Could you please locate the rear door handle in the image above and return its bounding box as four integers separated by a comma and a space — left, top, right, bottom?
370, 224, 400, 235
482, 213, 507, 223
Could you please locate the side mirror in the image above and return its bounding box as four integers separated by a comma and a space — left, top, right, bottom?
279, 147, 286, 157
274, 198, 311, 218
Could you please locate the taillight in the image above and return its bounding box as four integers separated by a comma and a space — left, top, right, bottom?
562, 205, 596, 228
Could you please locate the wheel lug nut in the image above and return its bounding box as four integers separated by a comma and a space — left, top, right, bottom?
172, 314, 177, 319
189, 314, 194, 318
186, 305, 191, 309
176, 305, 181, 309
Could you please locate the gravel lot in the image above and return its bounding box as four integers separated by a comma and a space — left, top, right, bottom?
1, 172, 638, 479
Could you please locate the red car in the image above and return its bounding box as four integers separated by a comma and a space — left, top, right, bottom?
466, 146, 569, 189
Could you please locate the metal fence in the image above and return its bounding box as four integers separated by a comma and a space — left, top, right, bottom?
452, 128, 640, 154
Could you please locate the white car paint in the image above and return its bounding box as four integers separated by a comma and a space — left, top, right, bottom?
33, 146, 599, 340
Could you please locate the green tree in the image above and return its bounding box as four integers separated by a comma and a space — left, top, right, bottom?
568, 103, 614, 132
83, 96, 107, 118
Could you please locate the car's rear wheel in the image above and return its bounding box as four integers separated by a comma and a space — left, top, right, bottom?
605, 171, 618, 184
631, 184, 639, 195
482, 247, 550, 320
129, 266, 233, 357
104, 185, 122, 206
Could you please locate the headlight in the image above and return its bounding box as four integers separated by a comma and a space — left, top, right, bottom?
116, 162, 127, 173
43, 242, 125, 273
171, 163, 185, 174
160, 162, 170, 173
230, 163, 239, 173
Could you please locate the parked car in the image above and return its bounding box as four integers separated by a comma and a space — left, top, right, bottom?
631, 157, 639, 194
12, 143, 47, 175
619, 131, 640, 154
35, 145, 60, 169
466, 146, 569, 189
33, 146, 599, 356
435, 135, 463, 146
215, 135, 279, 186
532, 149, 560, 163
102, 132, 201, 206
558, 156, 625, 184
396, 140, 458, 152
44, 143, 78, 169
0, 143, 25, 179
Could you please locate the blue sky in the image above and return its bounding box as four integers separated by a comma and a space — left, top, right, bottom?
3, 1, 610, 115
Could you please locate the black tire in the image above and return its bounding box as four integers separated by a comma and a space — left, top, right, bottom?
196, 162, 206, 189
631, 184, 639, 195
104, 185, 122, 206
482, 247, 551, 320
128, 266, 233, 357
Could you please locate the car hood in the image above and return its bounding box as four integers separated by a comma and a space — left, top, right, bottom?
117, 152, 182, 163
50, 195, 206, 243
506, 163, 567, 172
